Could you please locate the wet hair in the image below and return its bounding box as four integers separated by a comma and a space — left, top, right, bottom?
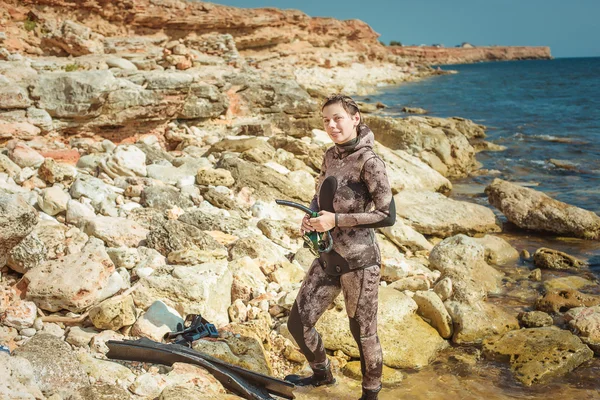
321, 94, 363, 126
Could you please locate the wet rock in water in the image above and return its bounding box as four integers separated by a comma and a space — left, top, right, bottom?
535, 289, 600, 314
485, 178, 600, 240
344, 360, 405, 386
444, 300, 519, 344
402, 106, 428, 114
549, 158, 579, 171
0, 352, 44, 399
471, 235, 520, 265
533, 247, 586, 271
23, 237, 117, 312
518, 311, 554, 328
131, 300, 184, 341
528, 268, 542, 281
521, 249, 531, 260
429, 234, 503, 304
413, 290, 453, 339
564, 306, 600, 354
543, 276, 595, 292
146, 219, 228, 264
316, 287, 448, 369
13, 333, 89, 395
0, 193, 38, 267
394, 191, 500, 238
482, 327, 594, 386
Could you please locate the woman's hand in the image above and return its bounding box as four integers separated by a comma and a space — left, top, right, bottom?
309, 211, 335, 232
300, 214, 313, 234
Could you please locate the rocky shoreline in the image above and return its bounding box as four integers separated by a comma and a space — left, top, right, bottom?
388, 45, 553, 65
1, 1, 600, 399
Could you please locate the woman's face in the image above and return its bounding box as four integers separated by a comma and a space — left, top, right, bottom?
322, 103, 360, 144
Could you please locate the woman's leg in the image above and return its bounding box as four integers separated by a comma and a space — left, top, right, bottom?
287, 258, 341, 368
341, 265, 382, 391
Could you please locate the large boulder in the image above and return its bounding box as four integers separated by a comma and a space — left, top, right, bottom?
83, 216, 149, 247
12, 333, 88, 395
565, 306, 600, 354
482, 327, 594, 386
485, 179, 600, 239
365, 115, 480, 178
23, 238, 118, 312
374, 143, 452, 194
395, 191, 500, 238
315, 287, 447, 369
219, 156, 313, 202
146, 219, 228, 264
445, 301, 519, 344
0, 193, 38, 267
133, 262, 232, 327
429, 235, 504, 304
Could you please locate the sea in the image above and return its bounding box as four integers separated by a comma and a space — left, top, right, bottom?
360, 57, 600, 271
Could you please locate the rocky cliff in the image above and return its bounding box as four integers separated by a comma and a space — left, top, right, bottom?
388, 45, 552, 65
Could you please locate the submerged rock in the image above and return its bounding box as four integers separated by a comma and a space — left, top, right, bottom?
536, 289, 600, 314
485, 179, 600, 240
533, 247, 586, 271
482, 327, 594, 386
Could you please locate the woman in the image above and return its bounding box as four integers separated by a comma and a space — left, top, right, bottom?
285, 94, 396, 400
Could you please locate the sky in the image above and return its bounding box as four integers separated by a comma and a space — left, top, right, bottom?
206, 0, 600, 58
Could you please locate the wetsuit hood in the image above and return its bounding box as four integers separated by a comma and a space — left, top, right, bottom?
334, 124, 374, 156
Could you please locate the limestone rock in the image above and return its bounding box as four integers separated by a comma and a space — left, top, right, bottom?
471, 235, 519, 265
77, 352, 136, 387
6, 231, 47, 273
343, 361, 405, 386
0, 193, 38, 267
178, 208, 246, 234
0, 153, 21, 177
482, 327, 594, 385
220, 156, 312, 202
100, 145, 147, 178
133, 262, 232, 327
316, 288, 447, 369
380, 218, 433, 252
413, 290, 453, 339
24, 238, 117, 312
229, 234, 286, 264
395, 191, 500, 238
196, 167, 235, 187
38, 185, 70, 216
38, 158, 77, 184
535, 289, 600, 314
140, 185, 194, 211
7, 141, 44, 168
146, 219, 228, 264
543, 276, 595, 292
12, 333, 88, 395
485, 178, 600, 239
193, 332, 273, 375
533, 247, 586, 271
66, 326, 99, 347
0, 352, 44, 400
565, 306, 600, 353
131, 300, 184, 342
83, 216, 149, 247
89, 295, 137, 331
374, 143, 451, 193
445, 300, 520, 344
0, 299, 37, 330
429, 235, 503, 304
518, 311, 554, 328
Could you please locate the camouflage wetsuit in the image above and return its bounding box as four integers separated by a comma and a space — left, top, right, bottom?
288, 124, 395, 391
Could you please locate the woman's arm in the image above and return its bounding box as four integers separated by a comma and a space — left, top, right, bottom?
336, 156, 396, 228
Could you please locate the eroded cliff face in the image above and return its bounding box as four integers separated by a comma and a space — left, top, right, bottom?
389, 46, 552, 65
1, 0, 392, 68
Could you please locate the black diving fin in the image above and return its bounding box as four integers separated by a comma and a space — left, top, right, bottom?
106, 337, 295, 400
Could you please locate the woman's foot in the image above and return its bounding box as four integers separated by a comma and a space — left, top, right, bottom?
284, 361, 336, 387
358, 385, 381, 400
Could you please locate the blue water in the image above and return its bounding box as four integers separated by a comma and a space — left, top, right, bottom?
363, 57, 600, 215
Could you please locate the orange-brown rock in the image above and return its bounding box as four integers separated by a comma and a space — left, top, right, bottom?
535, 289, 600, 314
389, 45, 552, 65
